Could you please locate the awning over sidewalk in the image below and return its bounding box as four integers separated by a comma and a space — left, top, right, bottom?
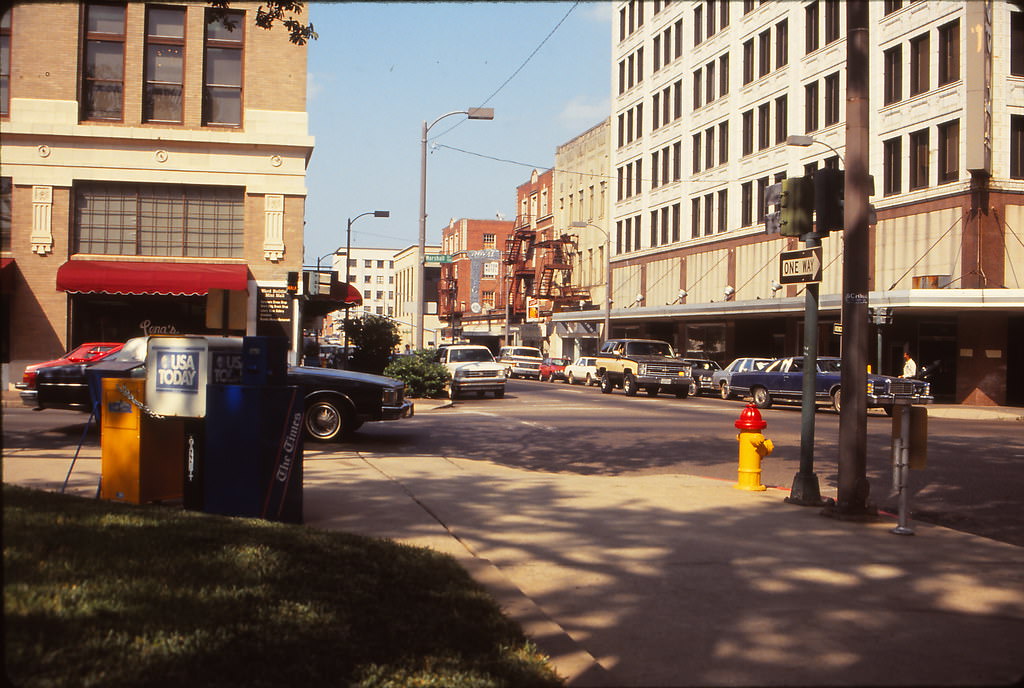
304, 283, 362, 319
56, 260, 249, 296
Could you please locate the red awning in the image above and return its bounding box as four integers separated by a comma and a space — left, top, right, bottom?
56, 260, 249, 296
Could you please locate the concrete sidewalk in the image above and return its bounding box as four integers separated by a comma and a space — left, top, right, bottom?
3, 397, 1023, 687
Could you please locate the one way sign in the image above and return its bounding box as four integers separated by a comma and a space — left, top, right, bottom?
779, 246, 823, 284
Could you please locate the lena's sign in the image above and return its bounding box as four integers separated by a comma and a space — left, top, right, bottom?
145, 336, 210, 418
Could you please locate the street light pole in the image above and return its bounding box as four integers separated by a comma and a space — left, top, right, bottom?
571, 221, 611, 341
342, 210, 390, 368
416, 107, 494, 350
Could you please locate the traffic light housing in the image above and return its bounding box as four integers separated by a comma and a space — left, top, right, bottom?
779, 176, 814, 237
813, 168, 844, 234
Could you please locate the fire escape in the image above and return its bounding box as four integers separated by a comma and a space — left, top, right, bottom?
503, 215, 591, 321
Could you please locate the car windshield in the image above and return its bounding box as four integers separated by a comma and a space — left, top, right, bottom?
102, 338, 147, 363
818, 359, 842, 373
753, 359, 770, 370
451, 348, 494, 363
625, 341, 673, 356
512, 348, 541, 358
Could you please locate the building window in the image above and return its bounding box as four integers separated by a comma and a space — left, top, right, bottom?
805, 1, 819, 54
883, 136, 902, 196
482, 290, 495, 308
804, 81, 819, 133
909, 32, 929, 96
650, 209, 659, 246
741, 181, 753, 227
758, 102, 770, 150
483, 261, 499, 277
937, 120, 959, 184
0, 8, 10, 117
364, 259, 373, 268
82, 3, 126, 121
706, 0, 716, 37
74, 183, 244, 257
775, 95, 788, 144
758, 29, 771, 77
883, 45, 902, 105
693, 133, 702, 174
705, 60, 716, 104
143, 6, 185, 123
884, 1, 902, 15
717, 189, 728, 233
483, 233, 496, 249
673, 140, 682, 180
705, 126, 715, 169
704, 194, 713, 235
756, 176, 768, 222
203, 9, 244, 126
693, 67, 702, 110
672, 202, 681, 242
824, 72, 840, 126
1013, 12, 1024, 77
719, 121, 729, 164
938, 20, 959, 86
0, 177, 10, 251
776, 19, 788, 69
909, 128, 929, 190
742, 109, 754, 156
743, 39, 754, 85
719, 53, 729, 96
1011, 115, 1024, 179
377, 260, 385, 268
694, 4, 703, 45
691, 199, 701, 239
720, 0, 729, 29
824, 0, 840, 45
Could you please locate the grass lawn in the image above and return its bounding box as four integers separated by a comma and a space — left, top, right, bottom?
3, 485, 564, 688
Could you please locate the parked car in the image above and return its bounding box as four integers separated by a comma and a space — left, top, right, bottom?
16, 342, 123, 407
727, 356, 933, 413
564, 356, 599, 386
498, 345, 544, 380
436, 344, 506, 400
594, 339, 694, 398
539, 357, 570, 382
679, 358, 722, 396
30, 335, 413, 442
712, 357, 774, 400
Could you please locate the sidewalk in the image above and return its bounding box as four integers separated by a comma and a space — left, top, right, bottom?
4, 396, 1023, 687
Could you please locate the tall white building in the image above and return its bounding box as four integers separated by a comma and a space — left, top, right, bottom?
553, 0, 1024, 405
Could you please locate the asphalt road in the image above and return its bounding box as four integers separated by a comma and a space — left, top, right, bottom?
4, 380, 1023, 546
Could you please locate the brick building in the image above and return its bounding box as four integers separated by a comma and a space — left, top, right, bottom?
1, 1, 313, 385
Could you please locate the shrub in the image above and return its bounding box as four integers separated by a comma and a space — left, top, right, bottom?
384, 349, 451, 398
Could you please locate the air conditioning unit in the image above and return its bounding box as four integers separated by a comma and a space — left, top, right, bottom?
912, 274, 951, 289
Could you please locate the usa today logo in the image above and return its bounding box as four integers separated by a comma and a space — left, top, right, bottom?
155, 349, 201, 394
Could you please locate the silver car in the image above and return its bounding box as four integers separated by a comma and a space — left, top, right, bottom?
711, 357, 774, 400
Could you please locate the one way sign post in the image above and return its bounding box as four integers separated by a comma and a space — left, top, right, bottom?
779, 246, 823, 285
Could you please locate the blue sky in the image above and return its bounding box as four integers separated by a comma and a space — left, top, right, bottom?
302, 1, 612, 266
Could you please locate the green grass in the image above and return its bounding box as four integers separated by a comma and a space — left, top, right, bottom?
3, 485, 564, 688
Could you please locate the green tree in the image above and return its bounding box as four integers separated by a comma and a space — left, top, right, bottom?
210, 1, 317, 45
384, 350, 452, 399
345, 314, 401, 375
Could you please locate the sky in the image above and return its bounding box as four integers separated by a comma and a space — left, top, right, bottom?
302, 1, 612, 266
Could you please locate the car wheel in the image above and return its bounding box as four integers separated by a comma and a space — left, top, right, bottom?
752, 386, 772, 409
883, 404, 893, 417
623, 374, 639, 396
585, 373, 594, 386
720, 382, 730, 400
646, 385, 659, 397
449, 385, 459, 401
494, 389, 505, 398
303, 398, 356, 442
504, 368, 512, 379
600, 374, 614, 394
688, 381, 698, 397
567, 372, 576, 385
674, 387, 689, 399
832, 388, 842, 413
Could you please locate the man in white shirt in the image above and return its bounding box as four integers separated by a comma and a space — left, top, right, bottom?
901, 352, 917, 378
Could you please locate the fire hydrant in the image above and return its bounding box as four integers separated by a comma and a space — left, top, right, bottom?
735, 403, 774, 491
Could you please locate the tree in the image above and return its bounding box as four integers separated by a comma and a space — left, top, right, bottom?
384, 350, 451, 399
209, 1, 317, 45
344, 314, 401, 375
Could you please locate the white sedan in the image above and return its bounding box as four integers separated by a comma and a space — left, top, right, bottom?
563, 356, 599, 386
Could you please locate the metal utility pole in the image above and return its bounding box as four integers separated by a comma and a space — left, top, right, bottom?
834, 0, 874, 518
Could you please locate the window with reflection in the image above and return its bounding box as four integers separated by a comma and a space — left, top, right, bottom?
82, 3, 125, 121
144, 6, 185, 123
203, 9, 244, 126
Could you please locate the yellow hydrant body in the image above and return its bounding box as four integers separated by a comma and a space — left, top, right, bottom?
734, 404, 774, 491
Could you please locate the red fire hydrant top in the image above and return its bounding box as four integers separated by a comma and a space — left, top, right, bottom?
735, 403, 767, 430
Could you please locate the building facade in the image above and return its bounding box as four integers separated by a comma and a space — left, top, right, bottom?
551, 0, 1024, 405
393, 243, 442, 350
1, 1, 313, 384
437, 217, 515, 351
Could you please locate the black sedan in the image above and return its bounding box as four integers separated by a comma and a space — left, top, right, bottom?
30, 336, 413, 442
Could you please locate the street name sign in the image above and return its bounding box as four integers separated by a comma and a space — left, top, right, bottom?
779, 246, 823, 285
424, 254, 453, 264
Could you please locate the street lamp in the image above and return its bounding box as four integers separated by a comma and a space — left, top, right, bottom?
570, 221, 611, 341
342, 210, 390, 367
786, 135, 845, 166
416, 107, 495, 350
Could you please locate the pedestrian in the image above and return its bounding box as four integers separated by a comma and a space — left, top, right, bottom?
901, 351, 917, 378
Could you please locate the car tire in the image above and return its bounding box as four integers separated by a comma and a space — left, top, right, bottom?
494, 389, 505, 398
688, 381, 698, 397
567, 372, 576, 385
720, 382, 730, 400
674, 388, 689, 399
450, 386, 459, 401
646, 385, 659, 397
752, 386, 773, 409
832, 389, 842, 413
623, 374, 639, 396
585, 373, 594, 386
600, 374, 614, 394
303, 397, 357, 442
882, 404, 893, 417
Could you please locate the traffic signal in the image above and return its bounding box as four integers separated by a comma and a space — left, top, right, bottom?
813, 168, 844, 234
779, 175, 814, 237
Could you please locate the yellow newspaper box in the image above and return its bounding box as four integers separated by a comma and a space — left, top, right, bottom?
100, 378, 184, 504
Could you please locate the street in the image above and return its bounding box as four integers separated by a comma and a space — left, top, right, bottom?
3, 381, 1023, 546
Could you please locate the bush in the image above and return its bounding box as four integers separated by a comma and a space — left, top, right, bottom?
384, 349, 451, 398
345, 315, 402, 374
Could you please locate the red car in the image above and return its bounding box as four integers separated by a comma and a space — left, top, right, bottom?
539, 357, 570, 382
17, 342, 124, 403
